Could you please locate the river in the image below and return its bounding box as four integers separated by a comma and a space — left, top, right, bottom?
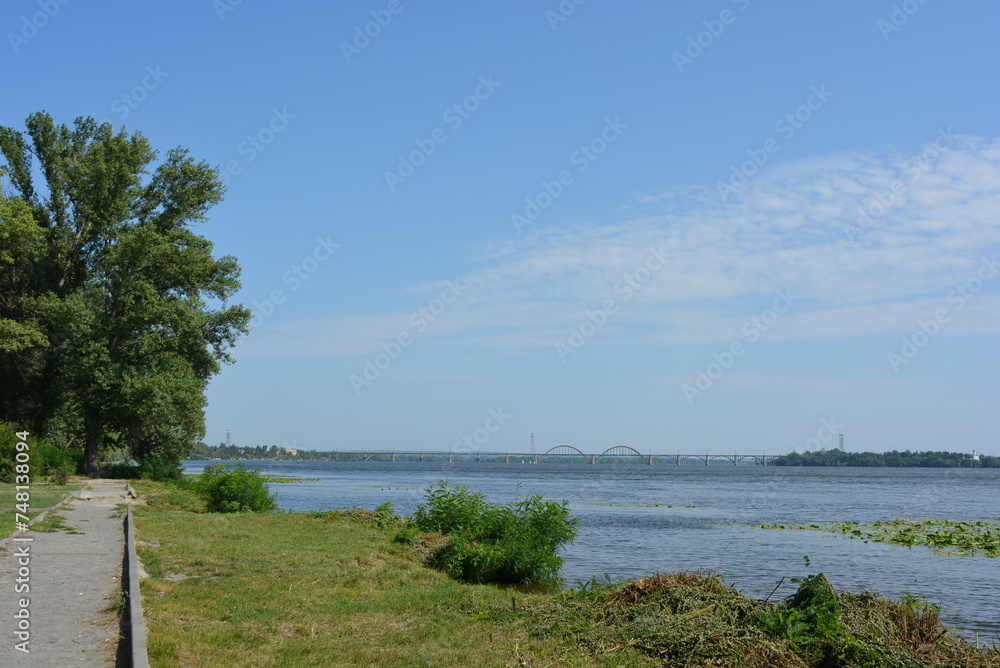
182, 459, 1000, 642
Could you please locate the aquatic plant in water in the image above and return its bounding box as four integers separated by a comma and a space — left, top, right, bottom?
749, 518, 1000, 556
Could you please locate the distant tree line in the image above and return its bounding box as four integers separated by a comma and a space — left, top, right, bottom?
191, 443, 346, 461
771, 450, 999, 468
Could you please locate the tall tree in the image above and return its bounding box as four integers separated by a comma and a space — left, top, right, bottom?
0, 113, 250, 476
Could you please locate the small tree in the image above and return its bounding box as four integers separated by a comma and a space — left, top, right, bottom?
192, 463, 277, 513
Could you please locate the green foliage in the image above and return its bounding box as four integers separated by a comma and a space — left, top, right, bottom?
101, 456, 184, 482
411, 480, 579, 585
392, 528, 417, 546
190, 463, 276, 513
756, 573, 847, 660
0, 422, 80, 482
0, 113, 251, 476
753, 517, 1000, 557
772, 448, 996, 467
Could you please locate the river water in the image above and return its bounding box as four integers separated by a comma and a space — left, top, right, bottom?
183, 460, 1000, 641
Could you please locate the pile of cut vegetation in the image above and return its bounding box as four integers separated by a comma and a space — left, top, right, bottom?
531, 571, 1000, 667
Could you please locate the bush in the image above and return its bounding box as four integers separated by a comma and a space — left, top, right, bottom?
101, 456, 185, 482
412, 480, 579, 585
0, 424, 80, 482
137, 457, 185, 482
50, 463, 74, 485
191, 463, 277, 513
0, 423, 29, 483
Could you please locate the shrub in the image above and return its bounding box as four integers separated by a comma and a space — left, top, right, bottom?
50, 463, 74, 485
0, 423, 29, 483
137, 457, 185, 482
102, 456, 185, 483
191, 463, 277, 513
0, 424, 80, 482
412, 480, 579, 585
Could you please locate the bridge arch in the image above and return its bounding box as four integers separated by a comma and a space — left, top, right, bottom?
597, 445, 644, 462
539, 445, 589, 462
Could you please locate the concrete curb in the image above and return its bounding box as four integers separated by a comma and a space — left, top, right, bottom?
126, 503, 151, 668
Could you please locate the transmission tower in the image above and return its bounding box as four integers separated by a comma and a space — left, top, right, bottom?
530, 432, 535, 457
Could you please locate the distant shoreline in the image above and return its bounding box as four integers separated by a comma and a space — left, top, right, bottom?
184, 448, 999, 468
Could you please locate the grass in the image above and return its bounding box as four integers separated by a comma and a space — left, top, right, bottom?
134, 481, 1000, 667
750, 518, 1000, 557
0, 482, 85, 535
136, 483, 599, 667
31, 512, 83, 534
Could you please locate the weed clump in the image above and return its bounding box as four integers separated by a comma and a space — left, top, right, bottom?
409, 480, 579, 585
190, 463, 276, 513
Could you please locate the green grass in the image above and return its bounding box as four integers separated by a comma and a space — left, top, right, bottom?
0, 483, 84, 536
134, 484, 1000, 668
136, 500, 601, 666
31, 512, 82, 534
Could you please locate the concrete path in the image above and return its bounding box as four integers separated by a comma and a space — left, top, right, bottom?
0, 480, 130, 666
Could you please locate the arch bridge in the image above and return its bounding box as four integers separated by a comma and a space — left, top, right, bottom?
538, 445, 659, 465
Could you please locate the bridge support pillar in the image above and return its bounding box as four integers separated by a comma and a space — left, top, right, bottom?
647, 454, 654, 465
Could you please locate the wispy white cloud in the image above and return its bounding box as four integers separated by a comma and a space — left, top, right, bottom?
242, 135, 1000, 358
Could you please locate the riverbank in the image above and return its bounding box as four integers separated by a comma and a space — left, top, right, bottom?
133, 481, 999, 667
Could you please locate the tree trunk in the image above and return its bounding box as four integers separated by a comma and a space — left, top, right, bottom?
84, 416, 101, 478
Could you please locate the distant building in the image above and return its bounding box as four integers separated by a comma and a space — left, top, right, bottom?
283, 448, 299, 456
972, 450, 980, 461
226, 428, 232, 447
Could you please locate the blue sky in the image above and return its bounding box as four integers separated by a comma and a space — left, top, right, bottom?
4, 0, 999, 456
